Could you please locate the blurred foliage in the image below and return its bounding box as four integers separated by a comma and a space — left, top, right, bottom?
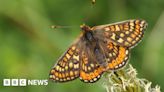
0, 0, 164, 92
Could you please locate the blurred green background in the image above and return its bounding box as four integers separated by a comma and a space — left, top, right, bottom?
0, 0, 164, 92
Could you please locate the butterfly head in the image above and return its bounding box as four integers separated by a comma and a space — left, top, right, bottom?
80, 24, 95, 42
80, 24, 92, 33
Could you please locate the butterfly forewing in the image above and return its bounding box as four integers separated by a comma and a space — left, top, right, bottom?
49, 45, 80, 82
92, 19, 147, 48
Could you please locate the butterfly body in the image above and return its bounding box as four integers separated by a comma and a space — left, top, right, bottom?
81, 25, 110, 69
49, 19, 147, 83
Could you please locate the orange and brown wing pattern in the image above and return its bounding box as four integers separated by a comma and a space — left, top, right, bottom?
93, 19, 147, 48
79, 52, 105, 83
105, 42, 129, 70
49, 45, 81, 82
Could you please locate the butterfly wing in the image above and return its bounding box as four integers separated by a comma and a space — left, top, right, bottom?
79, 51, 105, 83
49, 44, 81, 82
104, 42, 129, 70
92, 19, 148, 48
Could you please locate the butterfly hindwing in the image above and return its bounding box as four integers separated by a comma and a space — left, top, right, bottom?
79, 51, 104, 83
104, 42, 129, 70
49, 45, 80, 82
93, 19, 147, 48
95, 41, 129, 70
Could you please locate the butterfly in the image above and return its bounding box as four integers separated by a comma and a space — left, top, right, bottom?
49, 19, 147, 83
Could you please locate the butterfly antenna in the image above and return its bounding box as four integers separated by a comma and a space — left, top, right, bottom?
51, 25, 79, 30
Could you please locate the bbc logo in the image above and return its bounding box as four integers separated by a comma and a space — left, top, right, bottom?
3, 79, 26, 86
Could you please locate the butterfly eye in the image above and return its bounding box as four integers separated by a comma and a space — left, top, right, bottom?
85, 32, 94, 41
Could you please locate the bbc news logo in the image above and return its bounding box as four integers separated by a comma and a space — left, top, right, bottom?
3, 79, 48, 86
